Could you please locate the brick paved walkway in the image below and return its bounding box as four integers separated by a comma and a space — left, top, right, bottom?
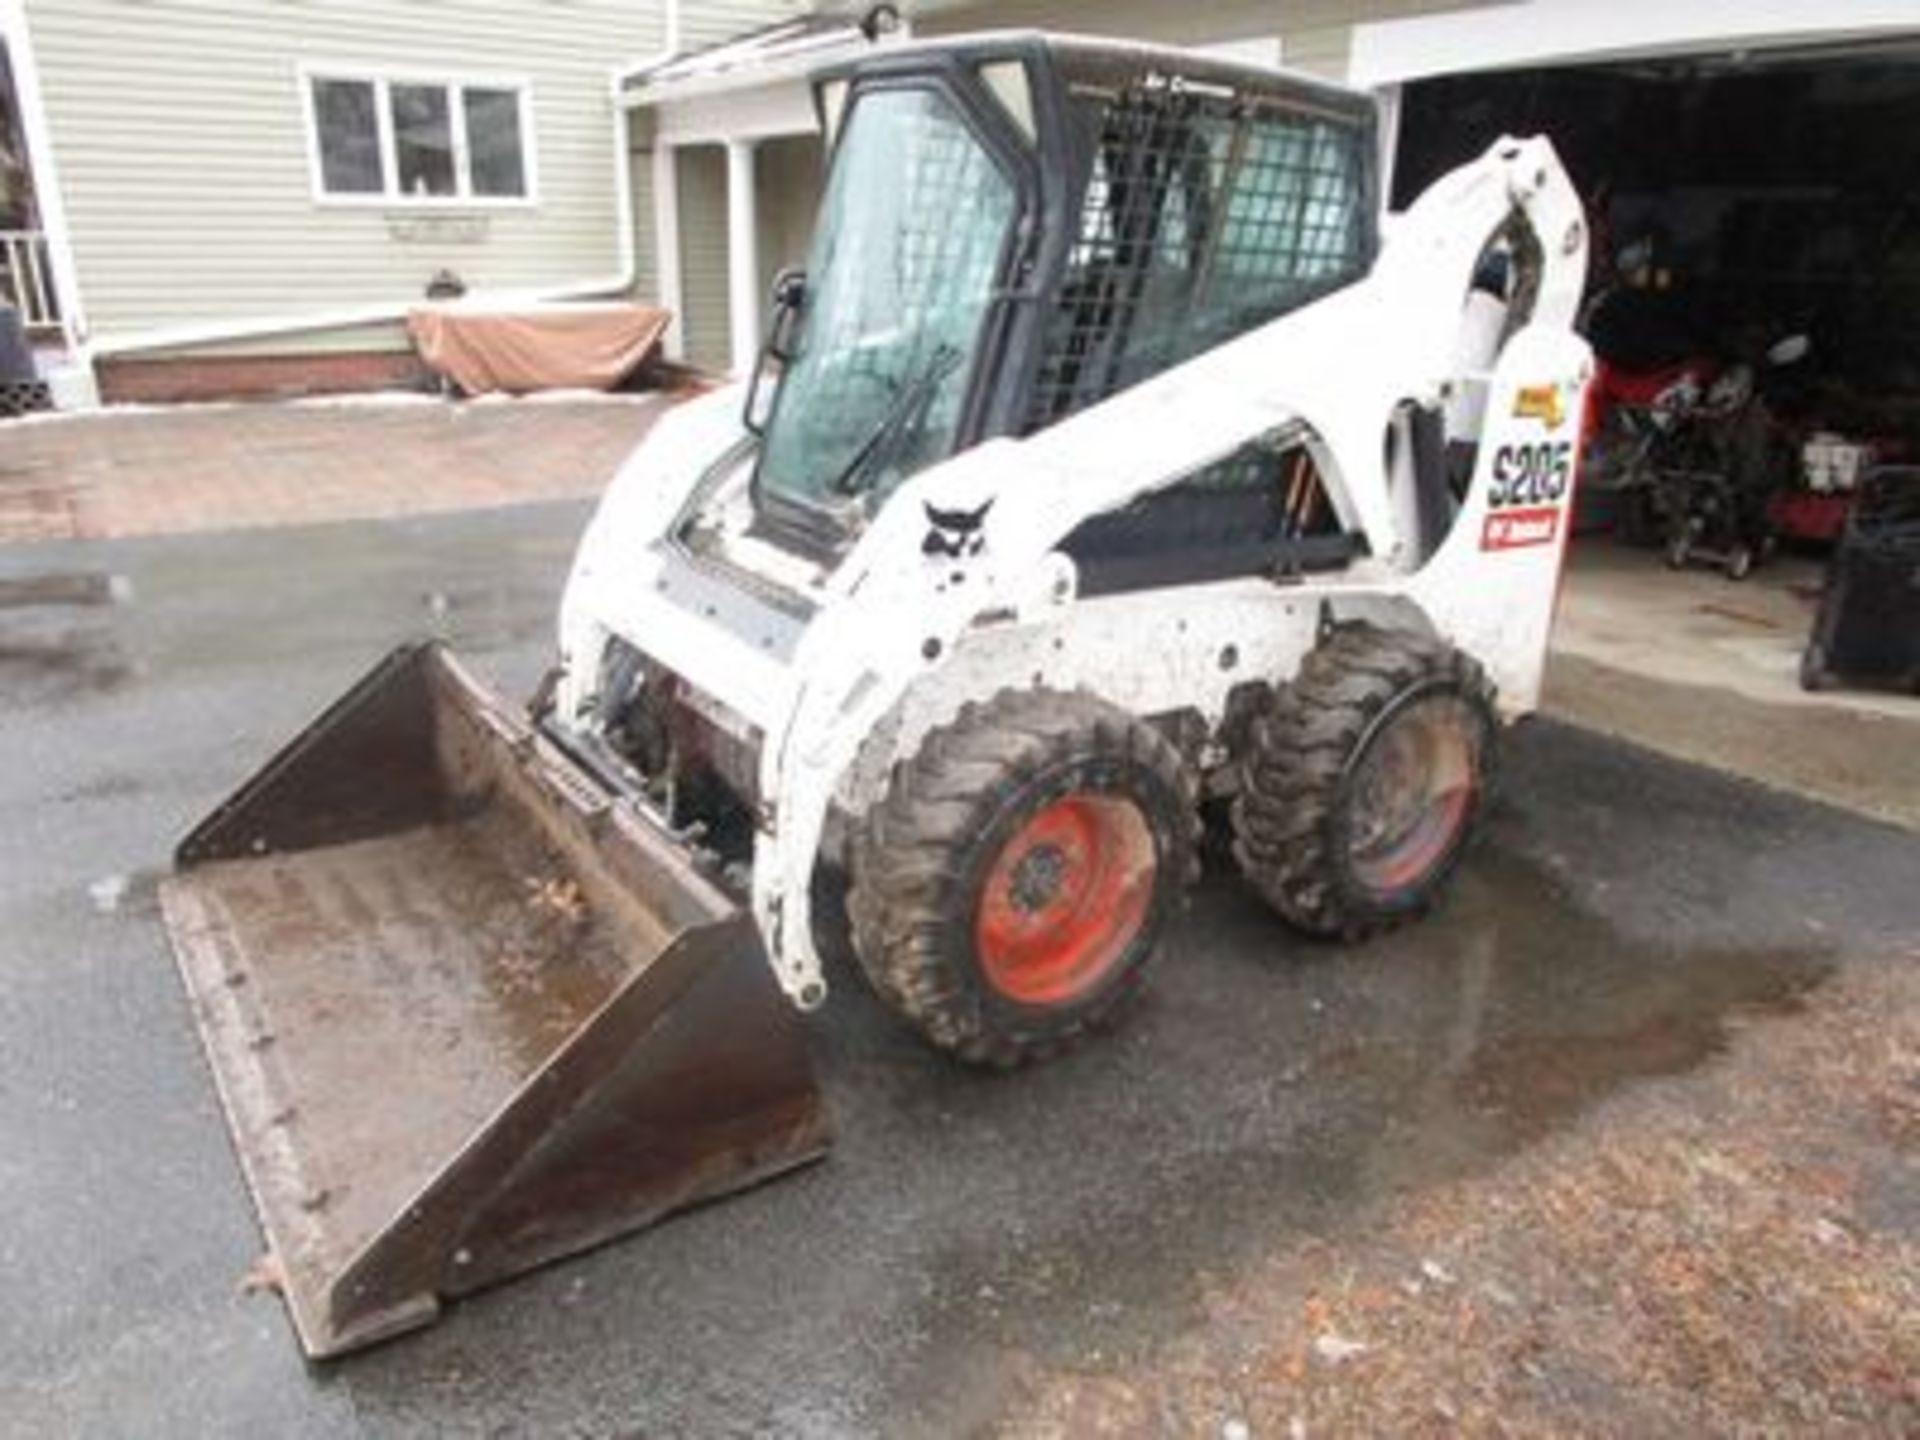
0, 395, 673, 543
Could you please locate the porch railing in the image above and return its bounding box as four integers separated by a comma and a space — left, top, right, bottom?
0, 230, 60, 331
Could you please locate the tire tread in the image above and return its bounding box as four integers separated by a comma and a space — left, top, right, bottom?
848, 688, 1199, 1067
1231, 623, 1496, 941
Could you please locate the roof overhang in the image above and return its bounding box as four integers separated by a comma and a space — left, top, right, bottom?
1350, 0, 1920, 88
619, 18, 886, 111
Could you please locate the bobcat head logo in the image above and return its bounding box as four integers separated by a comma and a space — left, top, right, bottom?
922, 499, 993, 559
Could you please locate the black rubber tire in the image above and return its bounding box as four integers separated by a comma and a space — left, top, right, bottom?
847, 688, 1199, 1067
1231, 623, 1496, 941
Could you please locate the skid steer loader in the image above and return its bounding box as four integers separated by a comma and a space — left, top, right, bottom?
162, 32, 1591, 1356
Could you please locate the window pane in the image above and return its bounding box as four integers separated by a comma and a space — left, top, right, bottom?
756, 88, 1017, 509
391, 84, 455, 197
464, 88, 526, 197
312, 79, 381, 194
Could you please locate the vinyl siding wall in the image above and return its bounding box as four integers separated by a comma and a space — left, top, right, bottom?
921, 0, 1504, 80
755, 133, 821, 308
674, 142, 730, 369
628, 127, 660, 307
25, 0, 795, 354
680, 0, 806, 50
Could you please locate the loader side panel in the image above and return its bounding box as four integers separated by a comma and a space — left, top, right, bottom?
1406, 325, 1595, 713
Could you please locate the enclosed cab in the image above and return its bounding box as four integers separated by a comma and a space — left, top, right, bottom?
745, 38, 1380, 550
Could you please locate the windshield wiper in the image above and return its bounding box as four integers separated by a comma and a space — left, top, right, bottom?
827, 343, 964, 499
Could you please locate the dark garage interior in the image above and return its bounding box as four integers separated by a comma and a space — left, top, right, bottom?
1397, 44, 1920, 699
1399, 47, 1920, 419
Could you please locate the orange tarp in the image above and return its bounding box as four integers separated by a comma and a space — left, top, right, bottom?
408, 302, 672, 396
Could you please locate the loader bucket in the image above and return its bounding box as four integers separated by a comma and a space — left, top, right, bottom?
159, 643, 828, 1359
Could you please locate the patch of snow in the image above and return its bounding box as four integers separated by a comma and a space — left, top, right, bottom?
87, 875, 128, 914
1312, 1333, 1370, 1365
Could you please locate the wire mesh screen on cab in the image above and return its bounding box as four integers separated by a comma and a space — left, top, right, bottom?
1028, 79, 1372, 432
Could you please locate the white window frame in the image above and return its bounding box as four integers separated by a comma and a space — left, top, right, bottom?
297, 62, 540, 208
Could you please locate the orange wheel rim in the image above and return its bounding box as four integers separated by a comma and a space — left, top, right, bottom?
975, 793, 1157, 1006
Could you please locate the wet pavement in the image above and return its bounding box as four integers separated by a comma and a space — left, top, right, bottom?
1, 501, 1915, 1435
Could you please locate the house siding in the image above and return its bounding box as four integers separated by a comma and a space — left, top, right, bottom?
25, 0, 793, 353
680, 0, 806, 51
754, 133, 822, 306
920, 0, 1504, 81
628, 130, 660, 307
675, 142, 731, 370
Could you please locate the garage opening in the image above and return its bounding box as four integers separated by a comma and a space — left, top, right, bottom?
1391, 43, 1920, 821
1399, 47, 1920, 436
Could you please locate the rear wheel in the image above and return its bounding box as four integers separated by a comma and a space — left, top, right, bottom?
1232, 623, 1495, 940
847, 689, 1197, 1067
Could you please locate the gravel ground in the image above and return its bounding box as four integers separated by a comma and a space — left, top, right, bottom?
1001, 958, 1920, 1437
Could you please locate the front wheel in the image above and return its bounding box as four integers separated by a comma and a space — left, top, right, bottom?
847, 689, 1198, 1067
1232, 624, 1496, 940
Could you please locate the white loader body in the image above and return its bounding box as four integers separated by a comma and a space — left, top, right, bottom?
556, 134, 1593, 1007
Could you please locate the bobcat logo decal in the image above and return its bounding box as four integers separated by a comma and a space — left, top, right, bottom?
922, 499, 993, 559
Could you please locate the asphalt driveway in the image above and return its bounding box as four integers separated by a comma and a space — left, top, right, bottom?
2, 501, 1915, 1435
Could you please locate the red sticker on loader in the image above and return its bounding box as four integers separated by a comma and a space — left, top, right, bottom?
1481, 505, 1562, 550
